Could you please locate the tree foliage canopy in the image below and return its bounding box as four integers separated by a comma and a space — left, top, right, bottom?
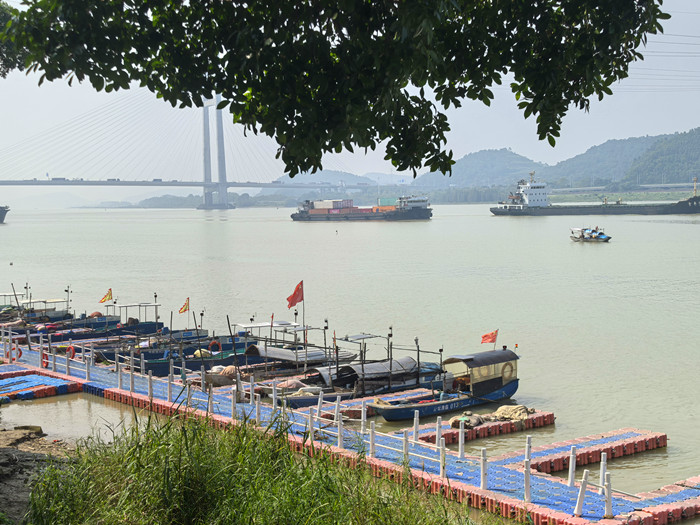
3, 0, 669, 176
0, 1, 26, 77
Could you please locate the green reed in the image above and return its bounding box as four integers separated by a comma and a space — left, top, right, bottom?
25, 413, 479, 525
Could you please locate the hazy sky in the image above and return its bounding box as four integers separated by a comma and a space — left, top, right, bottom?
1, 0, 699, 204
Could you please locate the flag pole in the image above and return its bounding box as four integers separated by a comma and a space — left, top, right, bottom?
493, 329, 499, 350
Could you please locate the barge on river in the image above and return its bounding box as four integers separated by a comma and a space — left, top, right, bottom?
292, 196, 432, 221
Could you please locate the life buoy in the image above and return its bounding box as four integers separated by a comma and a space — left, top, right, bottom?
66, 345, 75, 360
208, 340, 222, 353
41, 352, 49, 368
116, 323, 123, 328
501, 362, 514, 381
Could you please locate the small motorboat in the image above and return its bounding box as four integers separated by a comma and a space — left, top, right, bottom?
570, 227, 611, 242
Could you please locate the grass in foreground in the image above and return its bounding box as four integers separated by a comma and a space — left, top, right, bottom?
26, 414, 479, 525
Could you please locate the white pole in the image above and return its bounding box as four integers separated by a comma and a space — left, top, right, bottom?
599, 452, 608, 495
231, 387, 237, 418
129, 350, 135, 392
413, 410, 420, 441
334, 395, 341, 424
403, 429, 409, 462
117, 361, 123, 390
167, 371, 172, 403
255, 393, 261, 423
316, 391, 324, 418
524, 458, 531, 503
568, 446, 577, 487
140, 353, 145, 375
480, 448, 487, 489
525, 434, 532, 461
148, 371, 153, 401
360, 400, 367, 434
186, 383, 192, 407
604, 472, 613, 518
440, 438, 446, 478
308, 407, 315, 443
86, 357, 91, 381
208, 385, 213, 413
65, 349, 71, 375
436, 416, 442, 447
249, 376, 254, 403
201, 366, 206, 392
573, 470, 590, 517
369, 421, 376, 458
272, 382, 278, 410
337, 416, 344, 449
458, 420, 465, 459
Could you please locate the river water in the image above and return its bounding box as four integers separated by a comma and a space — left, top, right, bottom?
1, 204, 699, 494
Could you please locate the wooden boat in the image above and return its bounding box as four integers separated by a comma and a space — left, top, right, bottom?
273, 356, 444, 409
368, 349, 519, 421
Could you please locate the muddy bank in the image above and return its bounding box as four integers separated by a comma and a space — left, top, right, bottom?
0, 426, 73, 524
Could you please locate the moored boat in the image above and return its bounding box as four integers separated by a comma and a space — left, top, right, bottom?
368, 348, 519, 421
0, 205, 8, 224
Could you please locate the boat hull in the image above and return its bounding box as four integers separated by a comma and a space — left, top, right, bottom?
292, 208, 432, 221
370, 380, 519, 421
491, 196, 700, 216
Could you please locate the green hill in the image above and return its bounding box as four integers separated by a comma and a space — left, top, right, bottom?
537, 135, 664, 188
413, 148, 544, 188
623, 128, 700, 185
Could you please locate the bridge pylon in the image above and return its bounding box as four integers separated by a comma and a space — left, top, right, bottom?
197, 95, 234, 210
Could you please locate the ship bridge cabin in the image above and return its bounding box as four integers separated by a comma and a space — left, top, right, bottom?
443, 349, 518, 397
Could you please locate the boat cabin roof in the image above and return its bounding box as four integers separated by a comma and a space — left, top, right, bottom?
237, 321, 300, 330
443, 349, 518, 369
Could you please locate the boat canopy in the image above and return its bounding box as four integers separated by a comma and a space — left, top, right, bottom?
443, 349, 518, 372
245, 343, 355, 365
337, 356, 441, 382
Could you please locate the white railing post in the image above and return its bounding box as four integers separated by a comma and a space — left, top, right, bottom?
255, 393, 261, 423
604, 472, 613, 518
65, 348, 71, 375
186, 383, 192, 408
436, 416, 442, 447
480, 448, 487, 489
568, 446, 578, 487
231, 387, 237, 418
403, 429, 409, 462
337, 416, 344, 449
573, 470, 590, 517
117, 361, 123, 390
86, 358, 91, 381
360, 401, 367, 434
440, 438, 446, 478
525, 434, 532, 461
201, 366, 206, 392
249, 377, 254, 403
167, 365, 173, 403
140, 353, 145, 375
334, 395, 341, 424
369, 421, 376, 458
208, 385, 213, 413
524, 458, 531, 503
458, 420, 465, 459
129, 350, 135, 392
272, 382, 278, 410
599, 452, 608, 495
316, 391, 324, 417
308, 407, 315, 443
413, 410, 420, 441
148, 371, 154, 401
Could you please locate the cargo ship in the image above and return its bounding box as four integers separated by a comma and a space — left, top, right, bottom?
0, 205, 8, 224
291, 196, 432, 221
490, 175, 700, 216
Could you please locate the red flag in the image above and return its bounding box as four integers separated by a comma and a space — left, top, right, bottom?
481, 329, 498, 344
179, 298, 190, 314
287, 281, 304, 309
98, 288, 113, 303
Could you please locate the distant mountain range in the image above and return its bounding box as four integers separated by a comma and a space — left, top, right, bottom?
274, 127, 700, 190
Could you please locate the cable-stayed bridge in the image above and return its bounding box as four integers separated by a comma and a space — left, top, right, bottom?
0, 88, 365, 207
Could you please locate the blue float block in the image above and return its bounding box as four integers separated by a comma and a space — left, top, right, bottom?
0, 396, 10, 404
17, 391, 35, 400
